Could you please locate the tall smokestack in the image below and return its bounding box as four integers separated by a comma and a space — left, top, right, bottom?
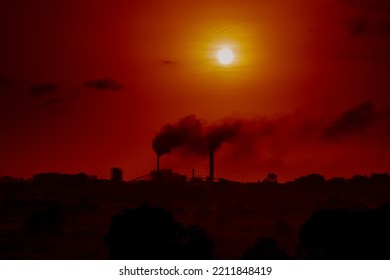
157, 156, 160, 177
209, 148, 214, 183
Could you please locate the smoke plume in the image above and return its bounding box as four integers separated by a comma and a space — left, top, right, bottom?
152, 101, 389, 167
152, 115, 203, 156
152, 115, 241, 156
323, 101, 375, 140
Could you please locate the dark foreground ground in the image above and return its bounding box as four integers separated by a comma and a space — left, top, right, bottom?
0, 172, 389, 259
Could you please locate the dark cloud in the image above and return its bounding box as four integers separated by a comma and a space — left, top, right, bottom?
348, 17, 370, 36
83, 78, 124, 91
344, 0, 390, 35
323, 101, 375, 140
345, 0, 390, 11
0, 77, 12, 87
30, 83, 61, 96
161, 60, 176, 65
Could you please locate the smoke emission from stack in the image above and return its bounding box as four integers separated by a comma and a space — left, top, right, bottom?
152, 115, 203, 157
151, 102, 389, 181
205, 120, 242, 151
205, 120, 241, 183
152, 115, 241, 157
152, 115, 242, 179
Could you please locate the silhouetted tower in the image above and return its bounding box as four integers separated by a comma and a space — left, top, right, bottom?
110, 167, 123, 182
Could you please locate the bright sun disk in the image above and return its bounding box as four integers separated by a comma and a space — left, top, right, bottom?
217, 48, 234, 65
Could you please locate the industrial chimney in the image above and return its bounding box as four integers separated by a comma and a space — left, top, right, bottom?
157, 156, 160, 177
110, 167, 123, 183
209, 148, 214, 183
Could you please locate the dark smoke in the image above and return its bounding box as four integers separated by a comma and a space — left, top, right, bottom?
152, 115, 203, 156
323, 101, 375, 140
205, 120, 242, 151
152, 101, 389, 165
152, 115, 241, 156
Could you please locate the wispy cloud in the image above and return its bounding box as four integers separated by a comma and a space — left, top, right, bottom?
161, 60, 177, 65
30, 83, 61, 96
83, 78, 124, 91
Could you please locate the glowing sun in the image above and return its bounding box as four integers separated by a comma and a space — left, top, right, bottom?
217, 48, 234, 65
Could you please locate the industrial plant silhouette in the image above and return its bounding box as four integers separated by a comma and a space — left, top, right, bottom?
0, 117, 390, 259
1, 160, 390, 259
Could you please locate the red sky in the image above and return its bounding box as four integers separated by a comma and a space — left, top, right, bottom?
0, 0, 389, 181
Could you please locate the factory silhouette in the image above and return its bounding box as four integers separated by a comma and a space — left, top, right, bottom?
151, 115, 241, 184
0, 115, 390, 259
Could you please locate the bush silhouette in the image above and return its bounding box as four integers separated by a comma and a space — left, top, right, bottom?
263, 173, 278, 184
181, 225, 214, 259
293, 174, 325, 187
298, 204, 390, 259
242, 236, 291, 259
104, 204, 213, 259
24, 208, 63, 233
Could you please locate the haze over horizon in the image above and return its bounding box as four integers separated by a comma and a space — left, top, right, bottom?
1, 0, 390, 181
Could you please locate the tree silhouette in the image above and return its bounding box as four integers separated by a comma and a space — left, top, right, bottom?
298, 204, 390, 259
104, 204, 214, 259
24, 208, 64, 233
370, 173, 390, 187
263, 173, 278, 184
242, 236, 291, 259
297, 208, 352, 259
181, 225, 214, 259
293, 174, 325, 187
348, 175, 371, 187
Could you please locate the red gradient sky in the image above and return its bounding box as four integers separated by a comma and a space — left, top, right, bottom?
1, 0, 389, 181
